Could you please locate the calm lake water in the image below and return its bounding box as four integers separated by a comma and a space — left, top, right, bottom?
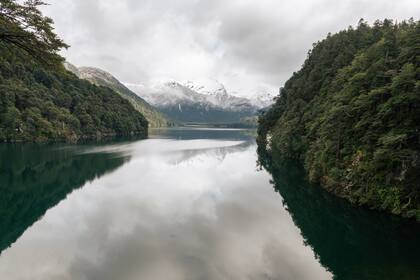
0, 128, 419, 280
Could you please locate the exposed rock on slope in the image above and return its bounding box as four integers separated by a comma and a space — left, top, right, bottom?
65, 63, 170, 127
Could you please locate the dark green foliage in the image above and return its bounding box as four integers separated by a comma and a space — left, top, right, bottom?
258, 150, 420, 279
0, 143, 128, 254
258, 19, 420, 220
0, 1, 147, 142
0, 44, 148, 142
0, 0, 68, 66
159, 104, 256, 124
67, 65, 170, 128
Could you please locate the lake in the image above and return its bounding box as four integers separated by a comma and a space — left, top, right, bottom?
0, 128, 419, 280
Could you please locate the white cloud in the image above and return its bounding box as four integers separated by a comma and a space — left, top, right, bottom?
43, 0, 420, 97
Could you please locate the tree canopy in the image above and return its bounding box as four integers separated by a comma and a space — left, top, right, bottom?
0, 0, 148, 142
258, 19, 420, 220
0, 0, 68, 65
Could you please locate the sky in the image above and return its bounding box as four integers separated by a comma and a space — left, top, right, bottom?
42, 0, 420, 97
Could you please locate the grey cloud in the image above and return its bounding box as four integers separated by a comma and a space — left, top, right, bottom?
43, 0, 420, 96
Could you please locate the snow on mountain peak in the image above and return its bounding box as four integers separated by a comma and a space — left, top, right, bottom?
250, 91, 276, 108
184, 79, 227, 97
125, 79, 275, 111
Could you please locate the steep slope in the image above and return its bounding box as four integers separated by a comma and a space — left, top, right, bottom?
0, 44, 147, 142
0, 1, 148, 142
127, 81, 260, 124
258, 19, 420, 220
65, 64, 169, 127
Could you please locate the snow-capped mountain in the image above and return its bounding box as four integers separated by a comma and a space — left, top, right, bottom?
126, 81, 259, 123
249, 91, 275, 108
125, 80, 263, 124
126, 81, 207, 107
183, 79, 258, 112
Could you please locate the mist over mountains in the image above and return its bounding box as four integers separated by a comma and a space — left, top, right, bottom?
65, 62, 274, 124
126, 79, 274, 123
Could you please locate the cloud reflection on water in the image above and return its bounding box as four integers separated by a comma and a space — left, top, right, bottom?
0, 137, 331, 280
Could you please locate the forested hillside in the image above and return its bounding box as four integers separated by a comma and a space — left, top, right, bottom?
258, 19, 420, 220
65, 64, 170, 127
0, 1, 148, 142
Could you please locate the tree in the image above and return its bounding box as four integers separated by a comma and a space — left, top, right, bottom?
0, 0, 148, 142
258, 19, 420, 220
0, 0, 68, 65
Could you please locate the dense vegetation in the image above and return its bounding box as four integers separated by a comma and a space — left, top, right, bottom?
65, 64, 171, 128
159, 103, 256, 124
258, 19, 420, 220
0, 0, 148, 142
259, 154, 420, 279
0, 0, 68, 66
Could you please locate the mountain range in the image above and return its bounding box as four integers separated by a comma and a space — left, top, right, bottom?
126, 80, 273, 124
65, 63, 274, 125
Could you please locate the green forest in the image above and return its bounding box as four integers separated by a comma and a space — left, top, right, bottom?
65, 63, 171, 128
0, 0, 148, 142
258, 19, 420, 220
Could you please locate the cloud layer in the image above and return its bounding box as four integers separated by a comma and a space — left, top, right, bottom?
43, 0, 420, 97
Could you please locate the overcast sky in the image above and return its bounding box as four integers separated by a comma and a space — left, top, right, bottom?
43, 0, 420, 97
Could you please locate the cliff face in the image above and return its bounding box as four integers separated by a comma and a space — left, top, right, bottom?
258, 20, 420, 220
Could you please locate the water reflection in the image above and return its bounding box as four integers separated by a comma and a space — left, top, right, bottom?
0, 129, 332, 280
0, 144, 129, 254
260, 153, 420, 280
149, 127, 256, 141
